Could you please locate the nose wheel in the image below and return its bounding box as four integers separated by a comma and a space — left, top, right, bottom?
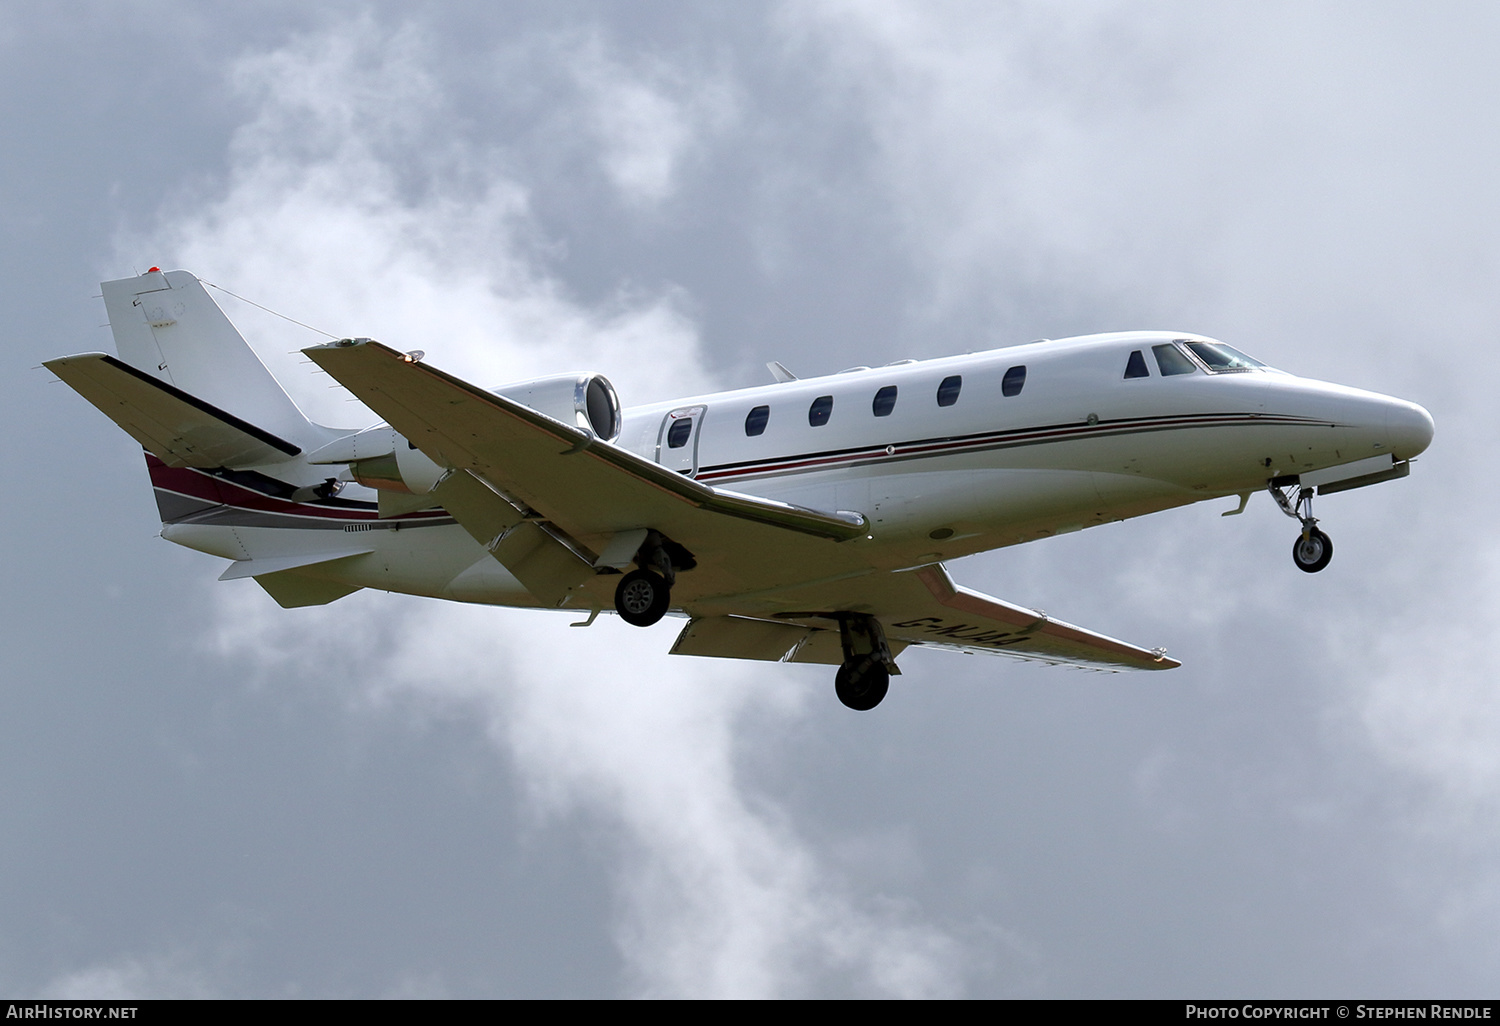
1292, 528, 1333, 573
1270, 479, 1334, 574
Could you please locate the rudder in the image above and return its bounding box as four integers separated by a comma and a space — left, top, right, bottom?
101, 269, 323, 451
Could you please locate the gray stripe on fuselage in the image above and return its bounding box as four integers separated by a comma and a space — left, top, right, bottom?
153, 488, 456, 531
696, 414, 1333, 483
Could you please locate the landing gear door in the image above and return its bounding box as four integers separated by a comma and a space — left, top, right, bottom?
655, 405, 707, 477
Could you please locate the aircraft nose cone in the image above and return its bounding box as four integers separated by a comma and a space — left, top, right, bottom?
1387, 400, 1434, 459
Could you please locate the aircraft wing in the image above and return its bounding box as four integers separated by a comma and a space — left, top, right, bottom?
675, 564, 1179, 672
864, 564, 1179, 670
303, 339, 872, 603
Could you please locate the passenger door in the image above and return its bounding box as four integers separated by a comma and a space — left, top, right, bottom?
655, 405, 707, 476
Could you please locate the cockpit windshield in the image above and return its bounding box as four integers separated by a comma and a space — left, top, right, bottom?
1183, 340, 1267, 373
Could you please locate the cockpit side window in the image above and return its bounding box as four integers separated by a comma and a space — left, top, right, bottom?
1124, 350, 1150, 379
1152, 343, 1197, 376
1184, 341, 1266, 372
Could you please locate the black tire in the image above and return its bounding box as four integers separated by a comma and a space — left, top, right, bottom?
835, 660, 890, 711
614, 569, 671, 626
1292, 528, 1333, 573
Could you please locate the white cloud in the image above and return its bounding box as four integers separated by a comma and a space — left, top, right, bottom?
44, 952, 220, 1000
569, 35, 735, 207
124, 16, 963, 998
133, 16, 713, 427
212, 586, 962, 997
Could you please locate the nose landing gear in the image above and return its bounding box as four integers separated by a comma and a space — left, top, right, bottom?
1292, 528, 1333, 574
1269, 478, 1333, 574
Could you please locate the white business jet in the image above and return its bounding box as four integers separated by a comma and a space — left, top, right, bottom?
48, 270, 1433, 710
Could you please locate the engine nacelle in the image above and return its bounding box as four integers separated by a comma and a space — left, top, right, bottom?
309, 425, 446, 496
306, 372, 622, 497
339, 446, 446, 496
492, 373, 621, 443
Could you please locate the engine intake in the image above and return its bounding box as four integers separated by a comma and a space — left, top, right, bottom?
492, 373, 621, 442
309, 372, 623, 497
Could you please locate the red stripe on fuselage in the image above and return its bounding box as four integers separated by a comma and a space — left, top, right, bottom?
144, 455, 446, 524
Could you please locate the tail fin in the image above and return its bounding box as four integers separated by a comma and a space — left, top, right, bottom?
100, 269, 323, 453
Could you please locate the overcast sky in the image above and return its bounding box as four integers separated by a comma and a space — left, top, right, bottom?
4, 1, 1497, 998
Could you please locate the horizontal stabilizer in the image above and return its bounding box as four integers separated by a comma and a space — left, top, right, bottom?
219, 549, 373, 609
46, 352, 300, 468
253, 572, 363, 608
217, 548, 373, 581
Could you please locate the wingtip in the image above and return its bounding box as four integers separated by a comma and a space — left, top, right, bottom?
1151, 650, 1182, 669
303, 337, 372, 354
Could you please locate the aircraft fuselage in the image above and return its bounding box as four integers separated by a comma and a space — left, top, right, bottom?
151, 329, 1432, 615
610, 332, 1432, 570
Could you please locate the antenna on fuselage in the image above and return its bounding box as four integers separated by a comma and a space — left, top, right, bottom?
767, 361, 798, 383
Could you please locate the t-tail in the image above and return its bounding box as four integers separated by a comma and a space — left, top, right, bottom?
46, 269, 391, 607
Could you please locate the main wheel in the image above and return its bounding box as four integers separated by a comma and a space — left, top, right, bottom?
835, 660, 890, 711
614, 569, 671, 626
1292, 528, 1333, 573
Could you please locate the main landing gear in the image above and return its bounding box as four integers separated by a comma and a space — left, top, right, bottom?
1269, 478, 1334, 574
615, 568, 671, 626
833, 614, 900, 711
614, 530, 691, 627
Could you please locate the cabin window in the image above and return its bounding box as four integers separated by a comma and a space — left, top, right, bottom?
666, 417, 694, 448
1124, 350, 1150, 379
1002, 365, 1026, 397
808, 395, 834, 427
1152, 343, 1197, 376
936, 375, 962, 407
744, 405, 769, 437
873, 385, 898, 417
